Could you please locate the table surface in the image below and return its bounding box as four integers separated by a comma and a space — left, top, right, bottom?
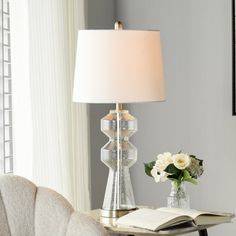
85, 209, 215, 236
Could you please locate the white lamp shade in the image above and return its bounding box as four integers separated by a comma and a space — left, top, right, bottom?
73, 30, 165, 103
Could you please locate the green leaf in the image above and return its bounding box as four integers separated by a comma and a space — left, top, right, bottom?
185, 178, 198, 185
167, 173, 180, 181
165, 164, 182, 180
144, 161, 156, 177
165, 164, 179, 174
183, 170, 191, 180
183, 169, 198, 185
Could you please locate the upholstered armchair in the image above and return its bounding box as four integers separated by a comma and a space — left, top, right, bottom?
0, 175, 107, 236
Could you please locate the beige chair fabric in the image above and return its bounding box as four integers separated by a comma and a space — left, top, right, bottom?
0, 175, 107, 236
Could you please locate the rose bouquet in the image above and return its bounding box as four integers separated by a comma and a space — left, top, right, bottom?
144, 152, 204, 190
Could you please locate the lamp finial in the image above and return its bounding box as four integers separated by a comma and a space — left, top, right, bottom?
114, 21, 123, 30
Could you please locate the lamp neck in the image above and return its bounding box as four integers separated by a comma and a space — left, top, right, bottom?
116, 103, 123, 112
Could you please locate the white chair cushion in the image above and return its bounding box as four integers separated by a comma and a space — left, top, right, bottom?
0, 175, 36, 236
0, 175, 107, 236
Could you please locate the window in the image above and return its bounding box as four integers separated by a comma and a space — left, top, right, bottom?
0, 0, 13, 174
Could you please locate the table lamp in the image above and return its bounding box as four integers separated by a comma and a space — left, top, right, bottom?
73, 22, 165, 218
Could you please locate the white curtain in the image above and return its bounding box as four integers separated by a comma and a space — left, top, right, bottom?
10, 0, 90, 211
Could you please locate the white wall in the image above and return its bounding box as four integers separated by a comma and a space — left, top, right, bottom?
88, 0, 236, 235
115, 0, 236, 235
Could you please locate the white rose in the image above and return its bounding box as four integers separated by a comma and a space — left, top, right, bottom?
173, 153, 191, 170
159, 171, 168, 182
151, 167, 168, 183
151, 167, 159, 181
157, 152, 172, 162
155, 152, 173, 172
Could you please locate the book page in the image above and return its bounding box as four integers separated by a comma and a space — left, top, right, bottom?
157, 207, 206, 219
157, 207, 233, 225
116, 208, 191, 231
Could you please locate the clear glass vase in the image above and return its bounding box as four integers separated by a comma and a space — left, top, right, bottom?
167, 181, 190, 209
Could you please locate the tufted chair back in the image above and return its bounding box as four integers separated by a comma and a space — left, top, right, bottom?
0, 175, 107, 236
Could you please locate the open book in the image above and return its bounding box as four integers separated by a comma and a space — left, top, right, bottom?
116, 207, 233, 231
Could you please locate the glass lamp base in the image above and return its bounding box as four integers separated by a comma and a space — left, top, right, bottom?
101, 109, 137, 213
